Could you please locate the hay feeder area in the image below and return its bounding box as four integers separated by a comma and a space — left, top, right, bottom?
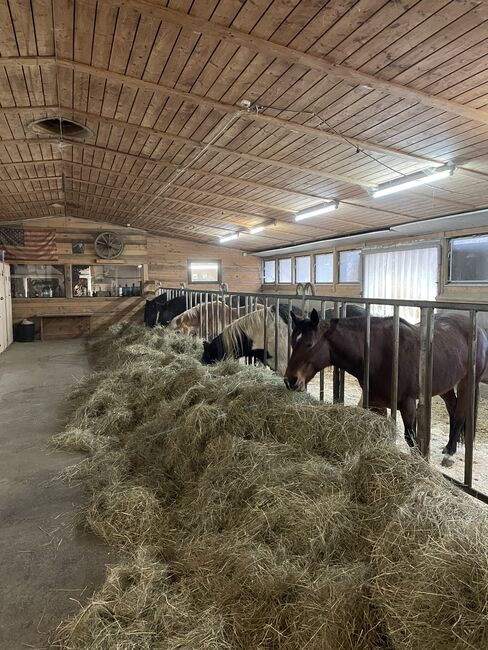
53, 322, 488, 650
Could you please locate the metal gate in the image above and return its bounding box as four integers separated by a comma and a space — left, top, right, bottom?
157, 285, 488, 503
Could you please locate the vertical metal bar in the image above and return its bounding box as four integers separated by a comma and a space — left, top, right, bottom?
319, 300, 326, 402
263, 298, 269, 368
333, 301, 341, 403
237, 295, 241, 319
274, 297, 280, 375
362, 303, 371, 409
211, 293, 215, 339
204, 293, 209, 340
418, 307, 434, 460
288, 298, 293, 362
390, 305, 400, 422
337, 303, 346, 404
464, 310, 478, 488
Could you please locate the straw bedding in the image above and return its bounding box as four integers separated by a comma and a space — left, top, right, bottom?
54, 322, 488, 649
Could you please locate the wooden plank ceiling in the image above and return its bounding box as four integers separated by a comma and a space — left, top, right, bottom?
1, 0, 488, 251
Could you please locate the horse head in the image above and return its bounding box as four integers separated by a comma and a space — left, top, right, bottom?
284, 308, 331, 390
201, 338, 220, 364
144, 300, 158, 327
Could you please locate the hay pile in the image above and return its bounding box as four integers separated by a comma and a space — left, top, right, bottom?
55, 322, 488, 649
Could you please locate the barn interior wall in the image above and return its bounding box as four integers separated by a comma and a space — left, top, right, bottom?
260, 225, 488, 306
9, 217, 261, 337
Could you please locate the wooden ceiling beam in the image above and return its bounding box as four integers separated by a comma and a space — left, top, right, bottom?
64, 107, 374, 188
0, 56, 56, 67
65, 170, 295, 214
99, 0, 488, 125
56, 58, 437, 166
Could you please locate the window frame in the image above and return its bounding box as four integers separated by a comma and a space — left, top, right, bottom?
295, 255, 311, 284
10, 263, 67, 299
338, 249, 361, 284
448, 234, 488, 285
71, 263, 144, 298
278, 257, 293, 284
314, 252, 334, 284
187, 259, 222, 285
263, 259, 276, 284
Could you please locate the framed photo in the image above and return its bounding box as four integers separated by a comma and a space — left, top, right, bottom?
72, 240, 85, 254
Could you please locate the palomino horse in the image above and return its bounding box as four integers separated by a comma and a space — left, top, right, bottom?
202, 304, 365, 373
202, 304, 292, 374
168, 301, 241, 336
284, 310, 488, 461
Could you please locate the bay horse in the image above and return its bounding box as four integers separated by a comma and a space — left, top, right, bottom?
168, 301, 241, 336
284, 310, 488, 460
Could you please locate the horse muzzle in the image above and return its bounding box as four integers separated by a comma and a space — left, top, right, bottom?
284, 376, 302, 391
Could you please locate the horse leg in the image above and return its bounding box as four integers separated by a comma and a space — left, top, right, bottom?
442, 378, 469, 462
439, 389, 457, 453
443, 379, 479, 462
399, 398, 417, 448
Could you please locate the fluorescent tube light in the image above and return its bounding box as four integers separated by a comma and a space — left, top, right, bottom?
371, 164, 455, 198
294, 201, 338, 222
249, 226, 265, 234
220, 233, 239, 243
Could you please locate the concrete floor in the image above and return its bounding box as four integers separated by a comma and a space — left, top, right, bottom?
0, 340, 111, 649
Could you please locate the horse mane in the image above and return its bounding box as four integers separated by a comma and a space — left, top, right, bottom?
172, 303, 200, 325
222, 308, 269, 354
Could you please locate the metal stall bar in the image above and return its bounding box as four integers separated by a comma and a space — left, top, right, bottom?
418, 307, 434, 460
362, 303, 371, 409
332, 302, 341, 404
287, 298, 292, 362
319, 300, 326, 402
390, 305, 400, 422
336, 302, 347, 404
263, 297, 269, 368
204, 293, 209, 341
274, 298, 280, 375
464, 310, 478, 488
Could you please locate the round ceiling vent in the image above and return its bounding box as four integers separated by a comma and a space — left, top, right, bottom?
29, 117, 91, 138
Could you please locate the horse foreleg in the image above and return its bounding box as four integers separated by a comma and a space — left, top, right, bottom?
399, 398, 417, 448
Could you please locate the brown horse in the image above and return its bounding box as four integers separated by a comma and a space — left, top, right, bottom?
284, 310, 488, 459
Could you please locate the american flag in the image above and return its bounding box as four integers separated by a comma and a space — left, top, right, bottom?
0, 226, 58, 261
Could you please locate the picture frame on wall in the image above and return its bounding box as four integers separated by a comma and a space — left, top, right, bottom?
72, 241, 85, 254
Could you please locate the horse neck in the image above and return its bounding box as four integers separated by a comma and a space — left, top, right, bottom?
325, 321, 365, 380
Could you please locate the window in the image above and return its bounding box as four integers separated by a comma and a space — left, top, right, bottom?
449, 235, 488, 283
263, 259, 276, 284
188, 260, 221, 284
72, 265, 143, 297
315, 253, 333, 283
338, 249, 361, 283
278, 258, 292, 283
10, 264, 66, 298
295, 255, 311, 283
363, 246, 439, 324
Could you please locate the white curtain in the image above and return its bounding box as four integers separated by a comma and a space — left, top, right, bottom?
363, 246, 439, 323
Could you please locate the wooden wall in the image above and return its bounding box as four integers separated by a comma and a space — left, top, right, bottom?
9, 216, 261, 337
260, 225, 488, 304
147, 235, 260, 293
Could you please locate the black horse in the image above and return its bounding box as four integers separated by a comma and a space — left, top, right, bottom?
144, 293, 168, 327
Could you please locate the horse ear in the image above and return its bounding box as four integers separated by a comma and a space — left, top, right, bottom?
310, 308, 320, 327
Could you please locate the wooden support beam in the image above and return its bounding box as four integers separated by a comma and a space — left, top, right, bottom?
63, 106, 375, 188
99, 0, 488, 125
0, 56, 56, 67
56, 58, 438, 166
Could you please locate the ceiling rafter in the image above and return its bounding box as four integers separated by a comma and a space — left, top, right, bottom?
65, 107, 373, 187
98, 0, 488, 125
55, 58, 440, 166
65, 170, 296, 214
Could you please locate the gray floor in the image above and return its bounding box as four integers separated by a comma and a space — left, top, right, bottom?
0, 340, 111, 649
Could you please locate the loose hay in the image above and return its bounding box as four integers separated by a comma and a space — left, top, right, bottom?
54, 322, 488, 649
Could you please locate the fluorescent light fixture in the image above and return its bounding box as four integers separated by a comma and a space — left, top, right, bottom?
371, 164, 455, 198
249, 226, 265, 235
220, 233, 239, 243
294, 201, 338, 222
